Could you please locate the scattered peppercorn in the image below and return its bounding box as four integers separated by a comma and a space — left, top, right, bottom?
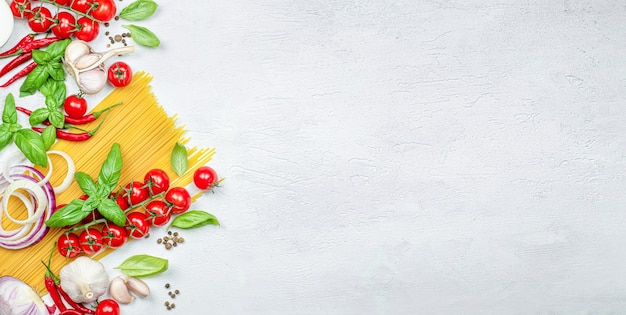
165, 283, 170, 289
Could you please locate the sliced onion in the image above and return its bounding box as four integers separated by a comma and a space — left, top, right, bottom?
0, 191, 35, 241
2, 150, 75, 194
47, 150, 75, 194
1, 179, 47, 225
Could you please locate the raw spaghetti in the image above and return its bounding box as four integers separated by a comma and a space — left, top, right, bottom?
0, 72, 215, 293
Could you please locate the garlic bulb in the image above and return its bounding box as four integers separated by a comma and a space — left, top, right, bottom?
59, 257, 109, 304
78, 68, 108, 94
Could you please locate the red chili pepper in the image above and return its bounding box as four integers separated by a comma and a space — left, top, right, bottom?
44, 276, 67, 312
0, 61, 37, 87
0, 52, 33, 78
32, 127, 93, 141
17, 102, 122, 126
58, 285, 96, 315
59, 310, 84, 315
25, 37, 62, 52
0, 34, 35, 58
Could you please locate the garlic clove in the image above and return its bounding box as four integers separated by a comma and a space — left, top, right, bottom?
125, 276, 150, 298
64, 40, 91, 64
74, 54, 102, 71
78, 68, 108, 94
109, 276, 134, 304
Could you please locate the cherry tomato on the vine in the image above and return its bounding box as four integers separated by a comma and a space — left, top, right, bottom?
123, 181, 149, 206
28, 7, 53, 33
102, 224, 128, 248
75, 16, 99, 42
71, 0, 94, 13
144, 168, 170, 195
79, 228, 104, 255
165, 187, 191, 214
193, 166, 219, 190
54, 0, 70, 5
57, 233, 81, 258
10, 0, 31, 18
63, 94, 88, 119
90, 0, 116, 22
51, 12, 76, 39
96, 299, 120, 315
107, 62, 132, 87
112, 192, 129, 211
145, 200, 172, 226
125, 211, 150, 239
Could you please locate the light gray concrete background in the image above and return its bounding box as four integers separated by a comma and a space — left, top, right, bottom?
4, 0, 626, 314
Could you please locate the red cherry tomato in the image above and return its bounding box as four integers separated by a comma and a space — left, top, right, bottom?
125, 211, 150, 239
107, 62, 133, 87
57, 233, 81, 258
79, 228, 104, 255
10, 0, 31, 18
54, 0, 70, 5
123, 181, 149, 206
28, 7, 53, 33
75, 16, 99, 42
102, 224, 128, 248
90, 0, 116, 22
193, 166, 218, 190
112, 192, 129, 211
63, 94, 88, 119
145, 200, 172, 226
144, 169, 170, 195
51, 12, 76, 39
96, 299, 120, 315
71, 0, 94, 13
165, 187, 191, 214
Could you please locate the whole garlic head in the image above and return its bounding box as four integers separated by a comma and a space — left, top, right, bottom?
59, 257, 109, 303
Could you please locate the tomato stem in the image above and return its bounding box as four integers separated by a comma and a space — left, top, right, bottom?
37, 0, 104, 23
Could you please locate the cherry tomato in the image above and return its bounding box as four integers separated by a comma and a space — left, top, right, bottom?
10, 0, 31, 18
80, 209, 104, 224
90, 0, 116, 22
123, 181, 149, 206
144, 168, 170, 195
96, 299, 120, 315
102, 224, 128, 248
79, 228, 104, 255
51, 12, 76, 39
165, 187, 191, 214
57, 233, 81, 258
111, 192, 129, 211
54, 0, 70, 5
75, 16, 99, 42
125, 211, 150, 239
145, 200, 172, 226
107, 62, 133, 87
193, 166, 219, 190
63, 94, 88, 119
28, 7, 53, 33
71, 0, 94, 13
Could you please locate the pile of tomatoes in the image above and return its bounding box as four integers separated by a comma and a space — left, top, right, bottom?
10, 0, 116, 42
57, 166, 219, 258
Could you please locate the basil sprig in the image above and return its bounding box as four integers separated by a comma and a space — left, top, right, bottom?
29, 78, 66, 129
119, 0, 158, 21
169, 210, 220, 229
170, 142, 188, 177
0, 94, 49, 166
123, 24, 160, 48
46, 143, 126, 227
19, 39, 70, 97
116, 254, 168, 277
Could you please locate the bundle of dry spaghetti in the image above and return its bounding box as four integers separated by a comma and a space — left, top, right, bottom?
0, 72, 215, 293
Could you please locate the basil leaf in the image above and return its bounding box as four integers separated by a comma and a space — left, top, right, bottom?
97, 198, 125, 226
32, 50, 52, 65
13, 129, 47, 167
40, 78, 66, 102
20, 66, 48, 97
2, 94, 17, 124
170, 142, 188, 177
81, 196, 100, 213
75, 171, 98, 197
120, 0, 158, 21
46, 199, 87, 227
48, 110, 64, 128
170, 210, 220, 229
29, 108, 50, 126
46, 62, 65, 81
123, 24, 160, 47
97, 143, 123, 193
0, 128, 13, 150
116, 254, 168, 277
44, 39, 71, 61
41, 126, 56, 150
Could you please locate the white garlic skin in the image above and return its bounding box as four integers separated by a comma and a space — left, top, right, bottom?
59, 257, 109, 304
74, 54, 101, 71
109, 276, 134, 304
64, 40, 91, 64
125, 276, 150, 298
78, 68, 108, 94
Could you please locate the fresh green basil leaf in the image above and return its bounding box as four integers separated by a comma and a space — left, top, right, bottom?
97, 198, 125, 226
13, 129, 47, 167
0, 128, 12, 150
170, 142, 188, 177
32, 50, 52, 65
120, 0, 158, 21
44, 39, 71, 61
46, 62, 65, 81
41, 126, 56, 150
97, 143, 123, 193
28, 108, 50, 126
48, 110, 64, 128
40, 77, 66, 102
81, 196, 100, 213
123, 24, 160, 47
2, 94, 17, 124
46, 199, 87, 227
7, 123, 21, 133
115, 254, 168, 277
75, 171, 98, 197
170, 210, 220, 229
20, 66, 48, 97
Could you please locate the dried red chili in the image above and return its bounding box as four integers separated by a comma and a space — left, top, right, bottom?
0, 61, 37, 87
0, 52, 33, 78
0, 34, 35, 58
